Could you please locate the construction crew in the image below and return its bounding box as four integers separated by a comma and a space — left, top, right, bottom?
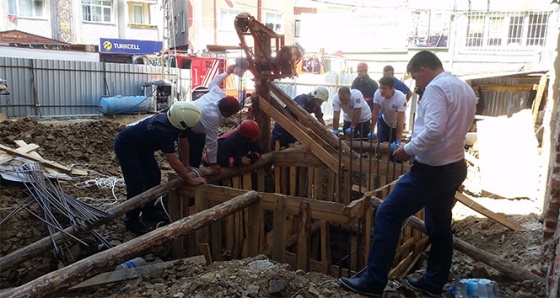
370, 76, 407, 144
351, 62, 378, 111
204, 119, 263, 167
383, 65, 413, 102
187, 64, 241, 174
338, 50, 476, 297
271, 86, 329, 150
114, 102, 207, 236
332, 86, 372, 138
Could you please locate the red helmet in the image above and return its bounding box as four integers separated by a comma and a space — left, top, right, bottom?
238, 120, 260, 138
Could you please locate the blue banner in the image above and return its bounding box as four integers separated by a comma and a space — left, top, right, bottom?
99, 38, 162, 55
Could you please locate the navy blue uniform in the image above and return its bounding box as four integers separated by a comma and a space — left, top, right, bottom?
212, 130, 263, 167
114, 113, 188, 221
351, 74, 378, 111
271, 94, 323, 150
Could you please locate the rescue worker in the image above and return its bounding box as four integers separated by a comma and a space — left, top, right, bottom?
114, 101, 207, 236
271, 86, 329, 150
351, 62, 378, 111
371, 76, 407, 143
203, 119, 263, 167
187, 64, 241, 174
332, 86, 372, 139
383, 65, 413, 102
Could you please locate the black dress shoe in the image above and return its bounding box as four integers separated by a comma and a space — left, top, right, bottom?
337, 276, 383, 297
405, 277, 442, 297
125, 219, 151, 236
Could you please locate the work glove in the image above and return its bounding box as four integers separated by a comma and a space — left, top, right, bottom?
344, 127, 354, 135
332, 129, 339, 135
389, 140, 401, 154
368, 132, 377, 139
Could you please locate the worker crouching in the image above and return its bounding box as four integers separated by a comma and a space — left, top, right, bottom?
203, 119, 263, 167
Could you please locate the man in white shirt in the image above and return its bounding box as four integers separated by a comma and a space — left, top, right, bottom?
186, 65, 241, 175
338, 51, 476, 297
332, 87, 372, 139
371, 76, 407, 144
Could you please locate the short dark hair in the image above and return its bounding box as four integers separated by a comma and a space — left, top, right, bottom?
338, 86, 350, 96
218, 96, 240, 116
378, 76, 395, 88
383, 65, 394, 73
406, 51, 444, 73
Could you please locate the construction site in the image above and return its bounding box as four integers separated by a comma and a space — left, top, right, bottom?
1, 4, 560, 298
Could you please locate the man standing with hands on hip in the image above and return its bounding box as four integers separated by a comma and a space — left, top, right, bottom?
338, 50, 476, 297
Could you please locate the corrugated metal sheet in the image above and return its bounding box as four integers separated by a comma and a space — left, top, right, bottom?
468, 74, 544, 117
0, 57, 181, 117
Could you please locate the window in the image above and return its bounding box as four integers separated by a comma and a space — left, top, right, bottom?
181, 11, 186, 33
294, 19, 301, 38
133, 5, 143, 24
220, 10, 238, 31
82, 0, 112, 23
465, 11, 550, 50
8, 0, 44, 17
265, 12, 283, 33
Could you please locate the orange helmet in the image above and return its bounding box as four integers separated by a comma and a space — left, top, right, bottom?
238, 119, 260, 138
357, 62, 368, 72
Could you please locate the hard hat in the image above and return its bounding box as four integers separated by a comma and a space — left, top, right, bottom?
238, 119, 260, 138
167, 101, 202, 129
310, 86, 329, 102
357, 62, 368, 72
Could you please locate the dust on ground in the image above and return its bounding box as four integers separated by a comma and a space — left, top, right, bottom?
0, 117, 546, 297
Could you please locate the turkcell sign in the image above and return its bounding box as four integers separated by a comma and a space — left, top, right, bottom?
99, 38, 162, 55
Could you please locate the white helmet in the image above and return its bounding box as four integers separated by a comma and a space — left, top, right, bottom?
310, 86, 329, 102
167, 101, 202, 129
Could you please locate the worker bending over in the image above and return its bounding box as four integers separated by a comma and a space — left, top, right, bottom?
203, 119, 263, 167
114, 102, 207, 236
332, 86, 372, 139
371, 76, 407, 144
271, 86, 329, 150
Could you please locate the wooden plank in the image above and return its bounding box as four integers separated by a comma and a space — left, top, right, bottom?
0, 143, 87, 176
180, 185, 352, 225
198, 243, 213, 265
477, 83, 536, 93
210, 201, 223, 262
258, 96, 340, 173
289, 165, 296, 196
167, 190, 184, 259
531, 74, 547, 125
273, 150, 324, 167
272, 196, 286, 263
257, 169, 265, 192
307, 167, 314, 199
195, 189, 209, 247
314, 167, 323, 201
296, 201, 311, 271
246, 200, 262, 256
326, 171, 335, 202
320, 221, 332, 275
455, 192, 524, 231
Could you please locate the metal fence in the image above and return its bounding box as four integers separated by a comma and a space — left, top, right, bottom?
0, 57, 181, 117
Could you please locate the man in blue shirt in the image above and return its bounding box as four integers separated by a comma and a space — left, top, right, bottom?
114, 102, 207, 236
383, 65, 413, 102
271, 86, 329, 150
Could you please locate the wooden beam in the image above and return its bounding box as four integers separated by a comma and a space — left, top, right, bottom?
271, 196, 286, 263
455, 192, 524, 231
0, 143, 87, 176
369, 196, 543, 282
531, 74, 548, 125
268, 81, 358, 158
475, 84, 536, 93
258, 96, 340, 173
296, 201, 311, 271
1, 191, 260, 298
